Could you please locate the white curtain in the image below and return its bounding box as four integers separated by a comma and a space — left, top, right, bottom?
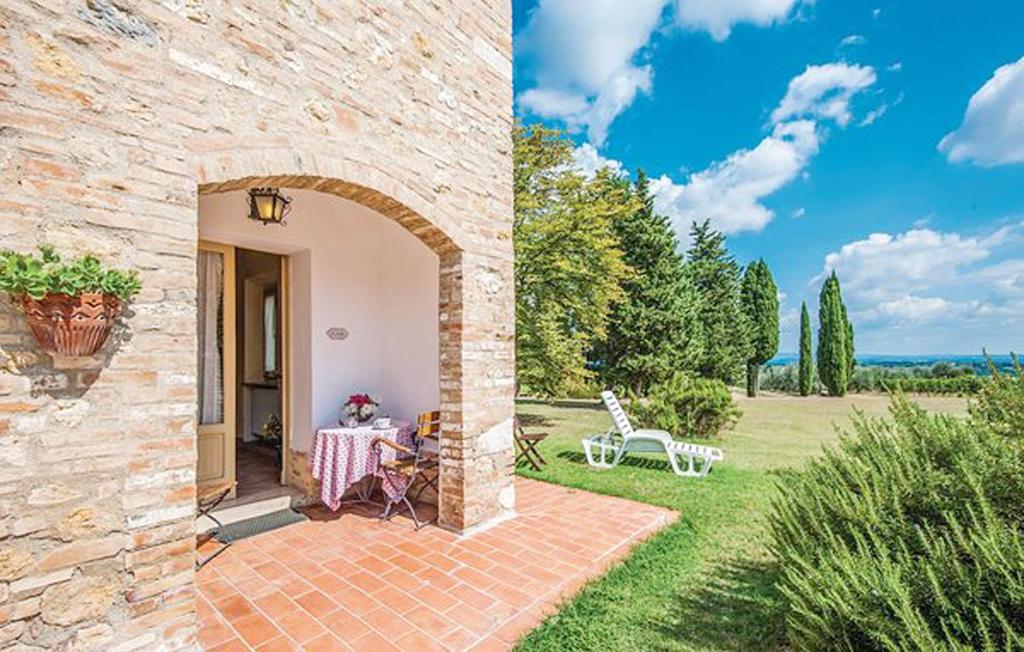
197, 250, 224, 425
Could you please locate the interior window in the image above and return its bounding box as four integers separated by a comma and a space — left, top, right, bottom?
263, 289, 278, 378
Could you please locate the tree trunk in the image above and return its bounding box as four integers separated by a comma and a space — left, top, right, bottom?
746, 361, 759, 397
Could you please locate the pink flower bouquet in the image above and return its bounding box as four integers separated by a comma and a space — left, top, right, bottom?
343, 393, 380, 423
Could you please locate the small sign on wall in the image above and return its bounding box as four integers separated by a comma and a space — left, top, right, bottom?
326, 327, 349, 341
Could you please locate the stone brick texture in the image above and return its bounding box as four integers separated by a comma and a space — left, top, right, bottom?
0, 0, 513, 648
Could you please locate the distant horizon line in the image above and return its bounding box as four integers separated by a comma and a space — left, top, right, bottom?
771, 352, 1017, 360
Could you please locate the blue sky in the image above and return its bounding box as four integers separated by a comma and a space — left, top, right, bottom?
512, 0, 1024, 355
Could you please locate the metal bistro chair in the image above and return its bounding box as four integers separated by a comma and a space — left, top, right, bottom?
372, 411, 441, 530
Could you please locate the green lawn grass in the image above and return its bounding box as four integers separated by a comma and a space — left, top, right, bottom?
514, 392, 968, 651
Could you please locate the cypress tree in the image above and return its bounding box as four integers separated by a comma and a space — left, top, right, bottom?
817, 272, 850, 396
598, 170, 693, 395
741, 259, 779, 397
683, 220, 752, 384
798, 301, 813, 396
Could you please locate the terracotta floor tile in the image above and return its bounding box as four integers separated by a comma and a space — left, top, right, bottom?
410, 585, 460, 614
320, 606, 371, 641
296, 590, 339, 619
435, 626, 479, 651
452, 566, 497, 590
394, 631, 447, 652
277, 609, 329, 643
216, 594, 257, 622
355, 555, 395, 575
332, 588, 383, 617
257, 636, 301, 651
403, 605, 458, 639
348, 631, 399, 652
197, 618, 234, 648
234, 613, 285, 647
254, 591, 294, 616
345, 571, 389, 595
390, 554, 430, 575
445, 603, 496, 637
200, 578, 237, 602
361, 606, 415, 640
468, 636, 512, 652
303, 633, 352, 652
486, 583, 533, 609
208, 638, 250, 652
380, 568, 425, 593
200, 479, 676, 652
447, 583, 496, 612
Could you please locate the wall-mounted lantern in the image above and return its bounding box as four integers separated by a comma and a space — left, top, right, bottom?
247, 187, 291, 226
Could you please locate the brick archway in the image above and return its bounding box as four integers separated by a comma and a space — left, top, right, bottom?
194, 151, 480, 532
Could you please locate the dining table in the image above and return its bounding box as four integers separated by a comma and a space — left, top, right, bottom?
310, 420, 415, 511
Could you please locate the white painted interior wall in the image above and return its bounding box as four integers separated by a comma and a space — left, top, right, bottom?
198, 189, 441, 452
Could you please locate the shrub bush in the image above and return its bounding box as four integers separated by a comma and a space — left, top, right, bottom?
629, 372, 740, 438
970, 354, 1024, 439
883, 375, 983, 395
763, 363, 986, 395
769, 395, 1024, 650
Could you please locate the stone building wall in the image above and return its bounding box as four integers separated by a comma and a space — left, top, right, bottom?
0, 1, 513, 649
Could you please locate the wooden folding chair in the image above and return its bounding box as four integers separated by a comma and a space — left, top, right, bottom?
514, 416, 548, 471
196, 480, 235, 570
373, 411, 441, 530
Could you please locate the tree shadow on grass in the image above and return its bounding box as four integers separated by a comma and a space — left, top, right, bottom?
661, 557, 787, 651
516, 412, 556, 428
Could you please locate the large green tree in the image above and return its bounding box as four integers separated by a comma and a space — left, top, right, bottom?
798, 301, 814, 396
740, 259, 779, 397
683, 220, 751, 384
513, 123, 631, 397
597, 170, 693, 395
816, 272, 854, 396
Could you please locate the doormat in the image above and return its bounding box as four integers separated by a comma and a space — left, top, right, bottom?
212, 509, 308, 543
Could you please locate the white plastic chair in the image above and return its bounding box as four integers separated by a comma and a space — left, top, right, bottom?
581, 391, 723, 477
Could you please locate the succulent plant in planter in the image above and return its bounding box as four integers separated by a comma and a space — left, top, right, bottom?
0, 246, 141, 356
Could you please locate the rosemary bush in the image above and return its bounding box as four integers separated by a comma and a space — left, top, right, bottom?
769, 394, 1024, 650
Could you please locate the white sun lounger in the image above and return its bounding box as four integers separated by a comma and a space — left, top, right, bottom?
581, 390, 723, 477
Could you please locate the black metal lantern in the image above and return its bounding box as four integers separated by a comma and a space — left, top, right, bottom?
247, 187, 291, 226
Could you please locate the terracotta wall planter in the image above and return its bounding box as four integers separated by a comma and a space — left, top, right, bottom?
18, 292, 122, 356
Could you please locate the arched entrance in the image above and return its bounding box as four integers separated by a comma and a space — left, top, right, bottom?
191, 151, 512, 534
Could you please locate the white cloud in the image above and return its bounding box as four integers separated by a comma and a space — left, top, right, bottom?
516, 0, 666, 146
805, 224, 1024, 352
817, 228, 1000, 299
858, 103, 888, 126
651, 120, 820, 235
517, 0, 812, 145
772, 63, 877, 126
674, 0, 806, 41
572, 143, 626, 177
887, 61, 902, 72
872, 7, 881, 19
938, 55, 1024, 166
875, 295, 955, 322
792, 207, 806, 218
839, 34, 866, 47
650, 61, 877, 238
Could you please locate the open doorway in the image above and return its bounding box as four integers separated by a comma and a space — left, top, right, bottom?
197, 241, 294, 510
235, 248, 285, 502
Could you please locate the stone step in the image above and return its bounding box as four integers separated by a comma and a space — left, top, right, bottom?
197, 493, 297, 533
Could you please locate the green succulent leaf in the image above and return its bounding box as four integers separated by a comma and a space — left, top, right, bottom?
0, 246, 142, 302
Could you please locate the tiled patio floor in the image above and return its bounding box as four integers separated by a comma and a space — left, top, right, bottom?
197, 478, 677, 651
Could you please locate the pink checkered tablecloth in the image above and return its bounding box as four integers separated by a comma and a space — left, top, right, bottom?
310, 421, 415, 510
